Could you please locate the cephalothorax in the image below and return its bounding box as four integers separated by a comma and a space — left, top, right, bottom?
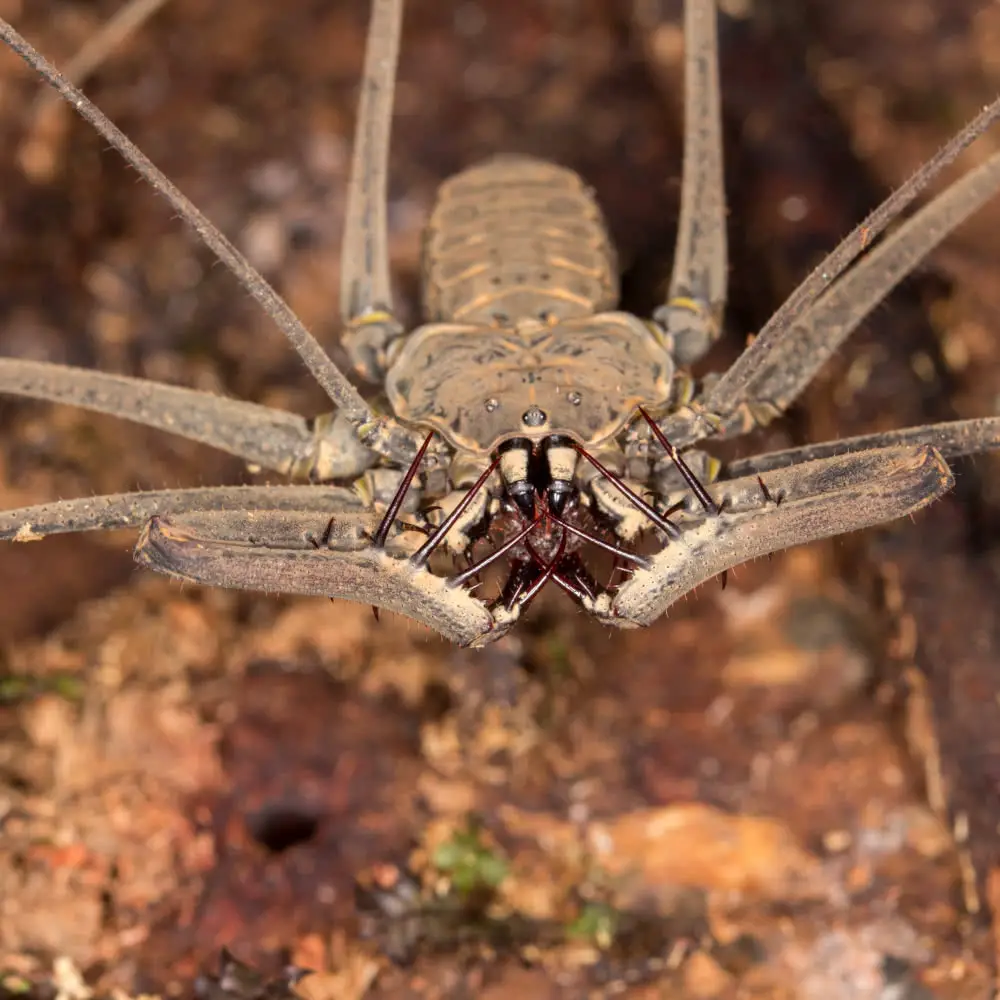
2, 0, 1000, 646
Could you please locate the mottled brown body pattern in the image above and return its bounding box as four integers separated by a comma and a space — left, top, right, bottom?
387, 155, 672, 454
423, 155, 617, 324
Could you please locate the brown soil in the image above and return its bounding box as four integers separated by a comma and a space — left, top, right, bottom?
1, 1, 999, 997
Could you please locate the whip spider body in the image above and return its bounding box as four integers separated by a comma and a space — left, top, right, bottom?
2, 0, 999, 646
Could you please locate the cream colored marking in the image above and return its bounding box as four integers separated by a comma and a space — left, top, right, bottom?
13, 523, 42, 543
546, 445, 577, 483
499, 446, 530, 485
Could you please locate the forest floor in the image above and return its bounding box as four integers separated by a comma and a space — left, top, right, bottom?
1, 0, 1000, 996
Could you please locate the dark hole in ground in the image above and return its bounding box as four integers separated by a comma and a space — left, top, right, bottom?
420, 679, 453, 722
246, 802, 322, 854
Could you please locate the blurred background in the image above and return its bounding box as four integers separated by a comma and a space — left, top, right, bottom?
0, 1, 999, 996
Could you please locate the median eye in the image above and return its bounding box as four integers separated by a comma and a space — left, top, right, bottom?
521, 406, 547, 427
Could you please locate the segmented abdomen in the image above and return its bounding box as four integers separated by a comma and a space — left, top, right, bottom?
422, 155, 618, 325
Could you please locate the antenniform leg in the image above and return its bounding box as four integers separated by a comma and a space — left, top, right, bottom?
0, 485, 361, 541
724, 416, 1000, 479
0, 11, 419, 463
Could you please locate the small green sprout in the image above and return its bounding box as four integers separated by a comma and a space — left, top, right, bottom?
0, 673, 84, 705
0, 973, 32, 994
432, 822, 508, 896
567, 901, 619, 949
